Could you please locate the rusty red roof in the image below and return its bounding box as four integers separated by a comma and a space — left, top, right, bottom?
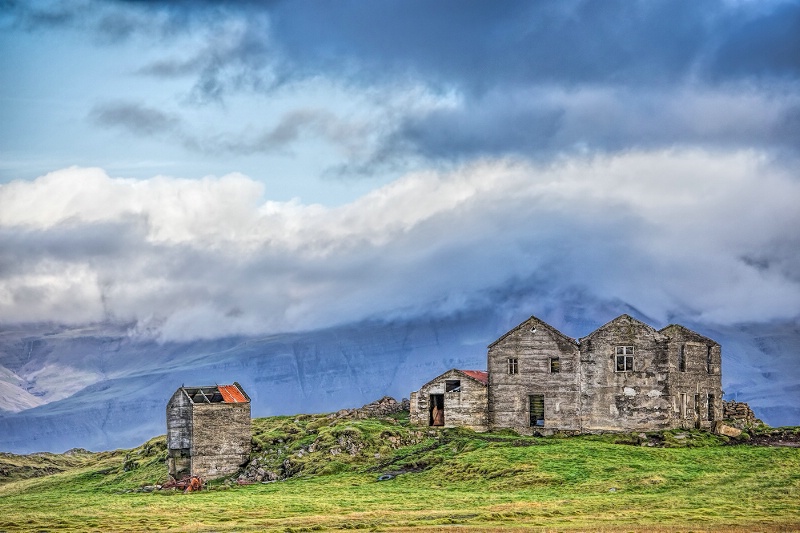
218, 384, 248, 403
460, 370, 488, 385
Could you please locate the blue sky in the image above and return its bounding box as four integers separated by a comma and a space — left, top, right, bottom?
1, 0, 799, 340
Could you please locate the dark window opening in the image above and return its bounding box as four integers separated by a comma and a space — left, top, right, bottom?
706, 346, 713, 374
429, 394, 444, 426
694, 394, 702, 428
445, 380, 461, 393
615, 347, 634, 372
529, 394, 545, 427
508, 358, 518, 375
679, 345, 686, 372
550, 357, 560, 373
708, 394, 715, 421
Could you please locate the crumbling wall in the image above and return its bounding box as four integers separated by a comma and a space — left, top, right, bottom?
723, 400, 762, 427
661, 324, 723, 430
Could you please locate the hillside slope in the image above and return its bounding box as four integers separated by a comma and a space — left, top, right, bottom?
0, 412, 798, 532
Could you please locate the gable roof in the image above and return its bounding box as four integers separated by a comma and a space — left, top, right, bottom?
659, 324, 719, 346
415, 368, 489, 390
488, 315, 578, 349
580, 314, 662, 341
180, 382, 250, 404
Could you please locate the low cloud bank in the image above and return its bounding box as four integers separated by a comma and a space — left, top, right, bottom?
1, 149, 798, 341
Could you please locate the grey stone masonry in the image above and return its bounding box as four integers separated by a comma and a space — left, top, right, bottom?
410, 313, 725, 435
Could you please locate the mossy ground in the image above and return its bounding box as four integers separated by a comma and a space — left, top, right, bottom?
0, 415, 798, 532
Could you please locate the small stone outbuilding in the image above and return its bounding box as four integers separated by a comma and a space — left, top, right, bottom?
409, 369, 488, 431
166, 382, 251, 480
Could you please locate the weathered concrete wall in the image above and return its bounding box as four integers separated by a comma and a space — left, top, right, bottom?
166, 390, 192, 478
410, 369, 488, 431
578, 315, 674, 431
661, 324, 723, 430
412, 314, 725, 435
191, 402, 251, 479
488, 317, 581, 434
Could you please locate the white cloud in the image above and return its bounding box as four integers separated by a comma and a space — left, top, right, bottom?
1, 149, 798, 340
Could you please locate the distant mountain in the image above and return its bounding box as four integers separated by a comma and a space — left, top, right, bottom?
1, 305, 797, 453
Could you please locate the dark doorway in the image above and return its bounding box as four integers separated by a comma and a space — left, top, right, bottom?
429, 394, 444, 426
530, 394, 545, 427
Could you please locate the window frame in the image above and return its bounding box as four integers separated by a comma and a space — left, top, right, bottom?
445, 380, 461, 393
615, 346, 634, 372
550, 357, 560, 373
508, 358, 519, 375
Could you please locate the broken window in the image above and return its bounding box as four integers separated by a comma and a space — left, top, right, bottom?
508, 358, 518, 375
615, 346, 634, 372
529, 394, 545, 427
707, 394, 715, 421
445, 380, 461, 393
550, 357, 560, 373
679, 345, 686, 372
706, 346, 713, 374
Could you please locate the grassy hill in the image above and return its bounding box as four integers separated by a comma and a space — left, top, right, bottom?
0, 411, 798, 532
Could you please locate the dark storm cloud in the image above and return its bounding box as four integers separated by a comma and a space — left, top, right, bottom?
113, 0, 798, 87
13, 1, 800, 87
89, 101, 182, 137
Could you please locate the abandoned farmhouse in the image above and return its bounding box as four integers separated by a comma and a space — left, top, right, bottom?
166, 382, 251, 480
410, 314, 723, 434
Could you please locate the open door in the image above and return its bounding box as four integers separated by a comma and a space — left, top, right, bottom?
429, 394, 444, 426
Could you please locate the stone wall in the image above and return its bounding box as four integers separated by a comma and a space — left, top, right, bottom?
190, 402, 251, 479
723, 400, 762, 426
661, 324, 723, 430
577, 315, 674, 432
488, 317, 581, 434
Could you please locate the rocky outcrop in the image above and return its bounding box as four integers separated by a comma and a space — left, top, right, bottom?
328, 396, 410, 420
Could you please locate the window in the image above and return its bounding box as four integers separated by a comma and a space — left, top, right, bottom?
529, 394, 544, 427
615, 346, 634, 372
706, 346, 713, 374
445, 380, 461, 393
508, 358, 518, 375
680, 393, 688, 419
550, 357, 560, 373
708, 394, 715, 421
679, 345, 686, 372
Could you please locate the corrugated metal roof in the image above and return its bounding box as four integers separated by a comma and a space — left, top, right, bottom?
218, 384, 248, 403
460, 370, 489, 385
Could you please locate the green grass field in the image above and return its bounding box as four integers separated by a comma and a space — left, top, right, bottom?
1, 414, 798, 532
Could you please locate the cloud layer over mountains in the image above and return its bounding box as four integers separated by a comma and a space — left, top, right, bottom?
2, 149, 798, 341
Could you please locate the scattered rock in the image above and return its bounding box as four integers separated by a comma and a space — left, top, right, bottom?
714, 423, 743, 438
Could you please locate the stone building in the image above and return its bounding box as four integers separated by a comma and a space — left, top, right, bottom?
166, 382, 251, 480
411, 314, 723, 434
409, 369, 488, 431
